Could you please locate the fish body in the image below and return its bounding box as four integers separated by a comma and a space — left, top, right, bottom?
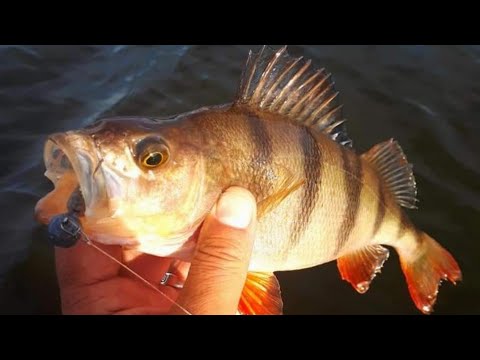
35, 46, 461, 314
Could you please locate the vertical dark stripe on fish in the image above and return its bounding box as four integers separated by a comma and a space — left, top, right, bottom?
371, 179, 386, 238
245, 115, 273, 199
289, 128, 321, 247
334, 148, 363, 255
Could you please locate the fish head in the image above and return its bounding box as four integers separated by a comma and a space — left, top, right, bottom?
35, 116, 222, 259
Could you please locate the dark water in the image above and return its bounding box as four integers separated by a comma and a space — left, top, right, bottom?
0, 45, 479, 315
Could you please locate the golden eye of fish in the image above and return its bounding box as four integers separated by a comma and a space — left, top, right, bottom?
141, 148, 169, 168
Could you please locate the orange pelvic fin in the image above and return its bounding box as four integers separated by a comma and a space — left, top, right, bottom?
238, 272, 283, 315
337, 245, 390, 294
399, 232, 462, 314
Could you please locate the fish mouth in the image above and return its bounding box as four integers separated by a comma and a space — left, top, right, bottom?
35, 132, 108, 222
35, 131, 203, 259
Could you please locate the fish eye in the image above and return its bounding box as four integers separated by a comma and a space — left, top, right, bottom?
136, 136, 170, 169
135, 136, 170, 169
141, 149, 169, 168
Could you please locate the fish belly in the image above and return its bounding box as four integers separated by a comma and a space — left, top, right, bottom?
249, 185, 339, 272
248, 141, 390, 273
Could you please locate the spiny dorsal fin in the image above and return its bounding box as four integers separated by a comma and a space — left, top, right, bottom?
362, 139, 418, 209
235, 45, 352, 148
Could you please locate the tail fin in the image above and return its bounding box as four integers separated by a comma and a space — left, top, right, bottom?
398, 232, 462, 314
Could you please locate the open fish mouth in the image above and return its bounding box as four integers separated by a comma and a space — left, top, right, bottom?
35, 132, 202, 255
35, 132, 108, 223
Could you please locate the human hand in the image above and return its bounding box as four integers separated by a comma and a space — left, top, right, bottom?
55, 187, 257, 315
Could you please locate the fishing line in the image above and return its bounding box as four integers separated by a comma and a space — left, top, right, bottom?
49, 213, 192, 315
83, 236, 192, 315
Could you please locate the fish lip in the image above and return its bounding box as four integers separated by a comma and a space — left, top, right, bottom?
45, 132, 105, 216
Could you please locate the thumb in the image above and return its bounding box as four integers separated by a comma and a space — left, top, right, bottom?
175, 187, 257, 315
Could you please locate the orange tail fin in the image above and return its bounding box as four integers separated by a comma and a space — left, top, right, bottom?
399, 232, 462, 314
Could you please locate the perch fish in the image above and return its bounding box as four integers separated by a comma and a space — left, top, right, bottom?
35, 46, 462, 314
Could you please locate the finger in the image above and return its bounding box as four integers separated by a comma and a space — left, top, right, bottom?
114, 307, 170, 315
60, 277, 180, 314
55, 240, 122, 290
121, 249, 175, 284
165, 260, 191, 283
175, 187, 256, 315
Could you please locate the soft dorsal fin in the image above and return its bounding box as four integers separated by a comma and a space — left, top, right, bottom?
235, 45, 352, 148
362, 139, 418, 209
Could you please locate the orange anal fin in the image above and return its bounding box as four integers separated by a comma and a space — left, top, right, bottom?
337, 245, 390, 294
399, 232, 462, 314
238, 272, 283, 315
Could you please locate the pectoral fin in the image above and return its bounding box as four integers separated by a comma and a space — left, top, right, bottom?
257, 176, 304, 218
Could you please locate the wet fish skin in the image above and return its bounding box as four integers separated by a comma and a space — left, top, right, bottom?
34, 46, 462, 315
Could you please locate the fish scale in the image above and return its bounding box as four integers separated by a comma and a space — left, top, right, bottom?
35, 46, 462, 315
